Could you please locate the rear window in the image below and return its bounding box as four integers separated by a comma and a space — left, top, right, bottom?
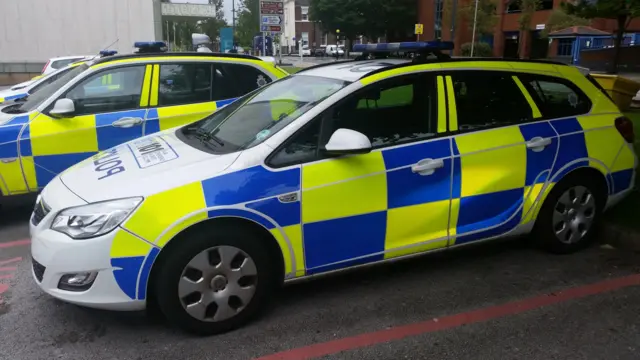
586, 74, 614, 101
51, 58, 83, 70
518, 74, 592, 119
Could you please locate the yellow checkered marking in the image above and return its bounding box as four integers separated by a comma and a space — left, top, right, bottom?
124, 182, 207, 244
455, 127, 527, 197
270, 225, 305, 277
448, 198, 461, 245
140, 65, 153, 107
29, 113, 98, 155
384, 200, 450, 259
445, 76, 458, 131
0, 160, 29, 195
436, 76, 447, 133
302, 152, 387, 223
521, 182, 555, 225
150, 64, 160, 106
110, 230, 153, 258
156, 102, 218, 131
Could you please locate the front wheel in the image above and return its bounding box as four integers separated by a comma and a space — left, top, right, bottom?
154, 226, 277, 335
532, 177, 605, 254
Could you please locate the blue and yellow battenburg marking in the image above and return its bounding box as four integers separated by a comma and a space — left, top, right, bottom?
0, 93, 28, 104
110, 112, 637, 299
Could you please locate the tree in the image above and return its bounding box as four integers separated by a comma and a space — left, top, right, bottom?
161, 0, 228, 50
541, 9, 590, 38
444, 0, 498, 38
235, 0, 260, 47
564, 0, 640, 73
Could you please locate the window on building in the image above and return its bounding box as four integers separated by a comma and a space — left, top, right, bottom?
302, 32, 309, 46
158, 63, 212, 106
434, 0, 444, 40
506, 0, 521, 13
301, 6, 308, 21
448, 71, 534, 131
557, 39, 574, 56
519, 74, 592, 119
540, 0, 553, 10
212, 63, 272, 100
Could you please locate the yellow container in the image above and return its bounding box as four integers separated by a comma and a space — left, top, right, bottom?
590, 74, 640, 111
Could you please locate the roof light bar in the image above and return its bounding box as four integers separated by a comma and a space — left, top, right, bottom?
99, 50, 118, 57
133, 41, 168, 53
352, 41, 454, 53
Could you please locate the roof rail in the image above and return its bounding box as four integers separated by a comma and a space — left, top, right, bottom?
92, 51, 264, 65
295, 59, 356, 74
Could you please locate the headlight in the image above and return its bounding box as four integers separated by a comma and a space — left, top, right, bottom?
51, 197, 143, 239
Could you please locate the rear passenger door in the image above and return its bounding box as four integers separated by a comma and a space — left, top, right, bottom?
144, 61, 272, 135
445, 71, 559, 245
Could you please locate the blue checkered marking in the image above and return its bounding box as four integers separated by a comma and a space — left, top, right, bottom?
33, 152, 96, 186
303, 211, 387, 273
202, 166, 300, 207
383, 139, 453, 208
144, 108, 160, 135
111, 256, 145, 299
0, 125, 24, 158
95, 110, 146, 150
207, 208, 276, 229
245, 197, 300, 228
136, 247, 160, 300
457, 188, 524, 236
519, 122, 559, 186
611, 169, 634, 194
549, 118, 588, 181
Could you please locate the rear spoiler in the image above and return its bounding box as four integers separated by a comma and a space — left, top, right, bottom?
574, 65, 615, 101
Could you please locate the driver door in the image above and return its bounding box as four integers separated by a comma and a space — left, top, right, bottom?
20, 65, 151, 189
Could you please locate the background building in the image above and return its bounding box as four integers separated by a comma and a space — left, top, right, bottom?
417, 0, 640, 59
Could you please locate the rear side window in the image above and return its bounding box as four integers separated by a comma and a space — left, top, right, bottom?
51, 58, 83, 70
448, 71, 534, 132
158, 63, 213, 106
212, 63, 271, 100
518, 74, 591, 119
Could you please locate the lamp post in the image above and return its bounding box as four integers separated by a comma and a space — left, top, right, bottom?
335, 29, 340, 60
470, 0, 479, 57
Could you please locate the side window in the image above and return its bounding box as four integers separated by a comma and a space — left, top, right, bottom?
520, 75, 591, 118
65, 66, 145, 115
158, 63, 212, 106
51, 58, 80, 70
30, 67, 74, 94
449, 71, 533, 132
212, 63, 272, 100
326, 74, 436, 148
268, 120, 322, 167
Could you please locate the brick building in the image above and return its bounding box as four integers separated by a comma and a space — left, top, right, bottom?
417, 0, 640, 59
292, 0, 337, 50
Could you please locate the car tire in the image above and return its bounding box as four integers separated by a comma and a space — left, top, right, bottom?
532, 174, 605, 254
154, 224, 278, 335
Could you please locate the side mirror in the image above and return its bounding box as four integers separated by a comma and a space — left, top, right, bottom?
49, 98, 75, 118
323, 128, 372, 155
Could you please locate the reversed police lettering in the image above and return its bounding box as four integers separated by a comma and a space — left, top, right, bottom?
137, 142, 163, 156
94, 148, 126, 180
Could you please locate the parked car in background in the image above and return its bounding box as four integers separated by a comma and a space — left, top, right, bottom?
314, 46, 326, 57
301, 46, 311, 56
326, 45, 344, 57
42, 55, 92, 75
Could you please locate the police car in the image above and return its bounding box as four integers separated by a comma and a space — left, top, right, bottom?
30, 42, 637, 335
0, 42, 287, 197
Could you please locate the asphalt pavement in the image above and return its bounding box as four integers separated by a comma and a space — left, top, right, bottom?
2, 195, 640, 360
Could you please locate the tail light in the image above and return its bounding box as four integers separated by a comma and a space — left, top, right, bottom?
41, 60, 50, 74
615, 116, 635, 143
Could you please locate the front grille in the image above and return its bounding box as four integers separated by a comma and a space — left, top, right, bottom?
32, 259, 45, 282
31, 199, 51, 226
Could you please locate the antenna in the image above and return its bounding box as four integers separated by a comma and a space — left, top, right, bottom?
98, 38, 119, 56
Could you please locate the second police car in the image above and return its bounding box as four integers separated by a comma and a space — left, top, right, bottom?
0, 42, 288, 197
31, 42, 637, 335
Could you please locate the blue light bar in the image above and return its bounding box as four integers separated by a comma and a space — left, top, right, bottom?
99, 50, 118, 56
352, 41, 454, 53
134, 41, 168, 53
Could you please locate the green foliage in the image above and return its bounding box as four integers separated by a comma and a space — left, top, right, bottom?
517, 0, 542, 32
309, 0, 416, 40
461, 42, 493, 57
236, 0, 261, 47
541, 9, 590, 38
444, 0, 498, 37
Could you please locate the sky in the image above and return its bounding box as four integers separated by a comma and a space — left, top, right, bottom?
172, 0, 238, 24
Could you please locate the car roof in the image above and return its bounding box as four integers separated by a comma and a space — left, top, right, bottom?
49, 55, 93, 61
298, 58, 411, 82
91, 51, 265, 66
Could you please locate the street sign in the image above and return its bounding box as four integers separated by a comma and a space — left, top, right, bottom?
414, 24, 423, 35
261, 25, 282, 32
260, 0, 283, 33
262, 15, 283, 25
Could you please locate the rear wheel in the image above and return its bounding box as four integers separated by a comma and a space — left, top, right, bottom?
154, 226, 277, 335
533, 176, 605, 254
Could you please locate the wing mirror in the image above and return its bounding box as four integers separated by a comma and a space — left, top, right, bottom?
323, 128, 372, 155
49, 98, 75, 118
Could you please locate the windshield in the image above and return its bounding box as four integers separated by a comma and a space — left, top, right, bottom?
179, 75, 349, 154
17, 64, 89, 113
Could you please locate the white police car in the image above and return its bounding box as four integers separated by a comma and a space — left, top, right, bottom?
30, 42, 637, 335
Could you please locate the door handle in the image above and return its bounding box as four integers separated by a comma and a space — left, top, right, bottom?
112, 117, 143, 128
411, 158, 444, 176
526, 137, 552, 152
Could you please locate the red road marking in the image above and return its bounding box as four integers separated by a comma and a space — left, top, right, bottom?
0, 267, 17, 272
0, 257, 22, 266
0, 274, 13, 280
256, 274, 640, 360
0, 239, 30, 248
0, 283, 8, 295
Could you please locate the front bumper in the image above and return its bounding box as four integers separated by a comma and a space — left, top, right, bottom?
29, 177, 145, 311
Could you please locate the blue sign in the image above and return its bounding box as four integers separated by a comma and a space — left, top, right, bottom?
220, 27, 234, 53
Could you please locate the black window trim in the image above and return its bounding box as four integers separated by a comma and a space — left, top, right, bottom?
438, 69, 553, 136
265, 72, 442, 169
46, 63, 148, 116
516, 72, 593, 121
